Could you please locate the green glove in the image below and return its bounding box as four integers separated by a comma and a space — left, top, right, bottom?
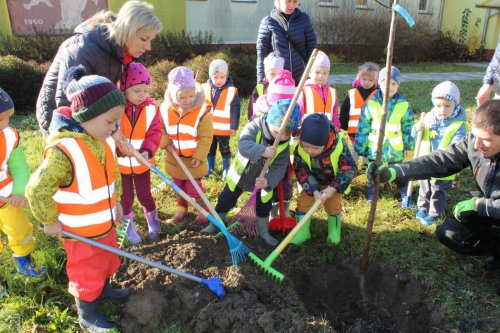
453, 197, 478, 221
366, 162, 396, 185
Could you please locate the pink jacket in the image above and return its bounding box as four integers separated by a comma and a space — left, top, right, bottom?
298, 80, 340, 130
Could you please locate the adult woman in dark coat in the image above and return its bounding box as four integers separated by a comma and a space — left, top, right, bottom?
256, 0, 317, 84
36, 0, 162, 139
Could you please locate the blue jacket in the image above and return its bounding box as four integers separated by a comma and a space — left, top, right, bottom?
256, 8, 317, 84
207, 77, 241, 131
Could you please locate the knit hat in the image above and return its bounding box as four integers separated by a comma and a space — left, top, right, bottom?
266, 99, 300, 132
300, 114, 330, 146
120, 62, 151, 91
432, 81, 460, 105
267, 70, 295, 104
0, 87, 14, 113
209, 59, 229, 76
378, 66, 401, 85
264, 53, 285, 74
63, 66, 125, 123
312, 51, 330, 69
168, 66, 196, 101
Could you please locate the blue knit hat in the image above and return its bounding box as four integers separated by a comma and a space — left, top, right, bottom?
300, 113, 330, 146
0, 87, 14, 113
266, 99, 300, 131
378, 66, 401, 85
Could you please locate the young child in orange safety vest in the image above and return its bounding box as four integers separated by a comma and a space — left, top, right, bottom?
118, 62, 162, 244
202, 59, 240, 180
160, 66, 214, 225
26, 66, 132, 332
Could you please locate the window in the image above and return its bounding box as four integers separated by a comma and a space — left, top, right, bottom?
319, 0, 337, 7
419, 0, 430, 12
355, 0, 368, 8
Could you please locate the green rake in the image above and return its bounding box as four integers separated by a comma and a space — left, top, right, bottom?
115, 218, 131, 248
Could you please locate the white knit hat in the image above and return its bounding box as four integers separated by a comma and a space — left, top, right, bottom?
209, 59, 228, 76
432, 81, 460, 104
312, 51, 330, 69
264, 53, 285, 73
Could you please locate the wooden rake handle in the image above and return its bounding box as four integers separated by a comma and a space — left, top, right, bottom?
406, 112, 426, 197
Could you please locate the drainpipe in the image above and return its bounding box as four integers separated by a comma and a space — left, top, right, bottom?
480, 9, 491, 55
437, 0, 444, 30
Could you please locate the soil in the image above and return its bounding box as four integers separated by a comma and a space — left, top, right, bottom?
114, 221, 444, 333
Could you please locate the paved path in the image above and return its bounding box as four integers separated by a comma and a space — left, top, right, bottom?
329, 71, 485, 85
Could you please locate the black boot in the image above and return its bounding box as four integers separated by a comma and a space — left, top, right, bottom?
99, 281, 132, 301
75, 298, 115, 332
484, 254, 500, 272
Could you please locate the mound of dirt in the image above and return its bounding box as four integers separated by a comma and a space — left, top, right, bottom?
113, 225, 443, 332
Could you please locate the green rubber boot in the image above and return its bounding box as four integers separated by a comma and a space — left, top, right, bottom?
327, 215, 342, 245
291, 213, 311, 245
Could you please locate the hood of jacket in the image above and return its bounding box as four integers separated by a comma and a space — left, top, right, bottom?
74, 21, 124, 63
164, 83, 206, 114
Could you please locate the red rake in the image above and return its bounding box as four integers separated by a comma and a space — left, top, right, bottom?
229, 188, 259, 236
268, 180, 296, 235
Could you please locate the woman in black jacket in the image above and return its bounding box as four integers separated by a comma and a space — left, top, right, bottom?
256, 0, 317, 84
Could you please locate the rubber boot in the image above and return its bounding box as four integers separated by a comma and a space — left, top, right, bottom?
269, 202, 279, 220
327, 215, 342, 245
14, 254, 46, 277
399, 186, 411, 208
194, 199, 209, 225
0, 279, 7, 298
366, 185, 373, 202
257, 216, 278, 246
290, 212, 311, 245
222, 156, 231, 180
75, 298, 115, 332
123, 213, 142, 244
206, 155, 216, 177
99, 281, 132, 301
166, 199, 188, 225
144, 208, 160, 239
201, 213, 226, 234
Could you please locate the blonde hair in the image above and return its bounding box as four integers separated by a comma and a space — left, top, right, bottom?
274, 0, 299, 9
357, 62, 379, 76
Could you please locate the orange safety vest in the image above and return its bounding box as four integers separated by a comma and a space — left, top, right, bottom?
160, 103, 209, 157
203, 84, 237, 136
303, 86, 337, 121
52, 137, 117, 238
0, 127, 19, 198
118, 105, 157, 174
347, 88, 377, 135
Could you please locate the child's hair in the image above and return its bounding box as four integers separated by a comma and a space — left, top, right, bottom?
165, 66, 196, 102
120, 62, 151, 92
357, 62, 379, 76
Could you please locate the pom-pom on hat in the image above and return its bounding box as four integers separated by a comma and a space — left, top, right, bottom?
300, 113, 330, 146
432, 81, 460, 105
264, 53, 285, 74
266, 99, 300, 132
267, 70, 295, 104
378, 66, 401, 85
168, 66, 196, 101
209, 59, 229, 76
0, 87, 14, 113
63, 65, 125, 124
312, 50, 330, 69
120, 62, 151, 91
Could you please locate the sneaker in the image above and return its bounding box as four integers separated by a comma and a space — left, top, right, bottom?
194, 214, 208, 225
166, 211, 187, 225
421, 215, 439, 226
416, 209, 427, 224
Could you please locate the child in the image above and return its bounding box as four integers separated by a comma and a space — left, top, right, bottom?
203, 59, 240, 179
253, 69, 296, 119
299, 50, 340, 129
292, 113, 357, 245
354, 66, 415, 206
26, 67, 131, 332
0, 87, 45, 285
202, 99, 301, 247
160, 66, 213, 225
413, 81, 466, 225
248, 53, 285, 120
118, 62, 163, 243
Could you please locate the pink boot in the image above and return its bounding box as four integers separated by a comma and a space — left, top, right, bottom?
144, 208, 160, 239
124, 213, 142, 244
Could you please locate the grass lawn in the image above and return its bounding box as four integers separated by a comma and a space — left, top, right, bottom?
1, 78, 499, 332
332, 62, 486, 74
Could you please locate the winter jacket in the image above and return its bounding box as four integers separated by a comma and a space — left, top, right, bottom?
354, 90, 415, 162
484, 40, 500, 86
393, 134, 500, 220
36, 21, 125, 138
340, 85, 379, 139
205, 77, 241, 131
256, 8, 317, 84
298, 79, 340, 129
248, 78, 269, 121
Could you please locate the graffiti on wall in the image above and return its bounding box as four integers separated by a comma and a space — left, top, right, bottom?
7, 0, 108, 35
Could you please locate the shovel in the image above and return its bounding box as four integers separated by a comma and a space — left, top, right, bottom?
268, 180, 296, 235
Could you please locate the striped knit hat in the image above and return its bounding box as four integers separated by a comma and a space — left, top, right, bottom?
63, 65, 126, 123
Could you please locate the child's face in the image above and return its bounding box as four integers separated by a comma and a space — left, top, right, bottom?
125, 83, 150, 106
379, 79, 399, 98
176, 88, 196, 109
359, 72, 377, 90
268, 124, 291, 141
0, 109, 13, 130
80, 105, 124, 141
300, 140, 325, 157
310, 66, 329, 86
265, 68, 281, 82
211, 72, 228, 88
433, 98, 455, 120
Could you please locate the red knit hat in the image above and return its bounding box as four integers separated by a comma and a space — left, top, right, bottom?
266, 70, 295, 104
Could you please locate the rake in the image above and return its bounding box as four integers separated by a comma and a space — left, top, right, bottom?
115, 218, 131, 248
249, 199, 322, 282
405, 112, 426, 206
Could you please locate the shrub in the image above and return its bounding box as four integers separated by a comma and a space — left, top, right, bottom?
0, 55, 48, 113
0, 33, 67, 63
148, 59, 179, 101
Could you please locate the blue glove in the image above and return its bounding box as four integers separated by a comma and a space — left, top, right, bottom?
366, 162, 396, 185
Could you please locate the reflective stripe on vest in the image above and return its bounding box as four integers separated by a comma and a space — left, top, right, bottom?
203, 84, 237, 136
0, 127, 18, 198
303, 86, 337, 121
347, 88, 377, 135
52, 137, 117, 238
226, 130, 289, 203
160, 102, 208, 157
419, 118, 464, 180
118, 105, 157, 174
256, 83, 264, 97
366, 100, 408, 155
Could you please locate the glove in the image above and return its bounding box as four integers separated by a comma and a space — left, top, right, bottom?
366, 162, 396, 185
453, 197, 478, 221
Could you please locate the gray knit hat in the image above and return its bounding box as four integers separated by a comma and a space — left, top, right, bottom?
432, 81, 460, 104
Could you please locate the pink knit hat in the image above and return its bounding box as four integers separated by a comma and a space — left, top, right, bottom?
313, 51, 330, 69
168, 66, 196, 101
266, 70, 295, 104
120, 62, 151, 91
